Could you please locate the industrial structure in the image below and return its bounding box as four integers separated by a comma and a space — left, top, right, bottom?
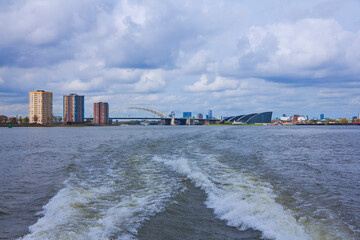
220, 112, 272, 124
63, 94, 84, 123
29, 90, 53, 124
94, 102, 109, 124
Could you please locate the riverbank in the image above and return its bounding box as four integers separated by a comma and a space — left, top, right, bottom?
2, 122, 360, 127
0, 123, 97, 127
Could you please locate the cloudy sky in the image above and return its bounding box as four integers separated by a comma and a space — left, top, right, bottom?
1, 0, 360, 119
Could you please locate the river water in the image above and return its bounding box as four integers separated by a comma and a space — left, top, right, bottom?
0, 125, 359, 240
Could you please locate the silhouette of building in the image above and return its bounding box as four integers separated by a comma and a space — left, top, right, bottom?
208, 109, 213, 119
94, 102, 109, 124
183, 112, 192, 118
221, 112, 272, 124
63, 94, 84, 123
29, 90, 53, 124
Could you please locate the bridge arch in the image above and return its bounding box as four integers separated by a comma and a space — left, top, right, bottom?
109, 107, 170, 119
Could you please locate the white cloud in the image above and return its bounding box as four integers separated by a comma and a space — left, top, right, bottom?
181, 50, 214, 74
26, 27, 58, 45
63, 77, 103, 92
0, 77, 4, 84
134, 70, 166, 93
113, 1, 147, 33
232, 18, 360, 79
103, 68, 142, 83
185, 74, 238, 92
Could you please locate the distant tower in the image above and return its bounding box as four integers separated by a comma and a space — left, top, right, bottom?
94, 102, 109, 124
63, 94, 84, 123
29, 90, 53, 124
320, 114, 325, 120
208, 109, 213, 119
170, 111, 175, 126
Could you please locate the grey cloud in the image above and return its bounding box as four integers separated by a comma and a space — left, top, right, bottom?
0, 0, 243, 70
1, 0, 360, 118
237, 32, 279, 73
221, 18, 360, 83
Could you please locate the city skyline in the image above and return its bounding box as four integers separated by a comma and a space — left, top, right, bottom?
1, 1, 360, 118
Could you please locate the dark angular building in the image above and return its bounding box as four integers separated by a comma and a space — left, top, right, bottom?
221, 112, 272, 124
183, 112, 192, 118
94, 102, 109, 124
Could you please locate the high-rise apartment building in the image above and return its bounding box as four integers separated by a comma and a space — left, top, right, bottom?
197, 113, 203, 119
94, 102, 109, 124
63, 94, 84, 123
29, 90, 53, 124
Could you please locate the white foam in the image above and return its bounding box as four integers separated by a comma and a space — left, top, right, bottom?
155, 155, 312, 240
21, 160, 182, 240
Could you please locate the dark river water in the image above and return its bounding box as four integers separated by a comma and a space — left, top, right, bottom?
0, 125, 359, 240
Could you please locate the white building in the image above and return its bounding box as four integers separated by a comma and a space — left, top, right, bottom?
280, 116, 291, 121
297, 116, 308, 122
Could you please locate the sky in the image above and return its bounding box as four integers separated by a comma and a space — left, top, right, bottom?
1, 0, 360, 119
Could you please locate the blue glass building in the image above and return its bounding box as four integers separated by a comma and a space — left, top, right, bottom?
208, 109, 213, 119
183, 112, 192, 118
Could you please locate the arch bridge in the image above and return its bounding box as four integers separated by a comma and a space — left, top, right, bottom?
110, 107, 171, 119
109, 106, 175, 125
87, 106, 219, 125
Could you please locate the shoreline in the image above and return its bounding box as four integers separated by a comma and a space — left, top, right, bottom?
1, 123, 360, 127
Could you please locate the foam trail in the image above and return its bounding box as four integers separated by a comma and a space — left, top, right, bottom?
155, 155, 312, 240
21, 159, 182, 240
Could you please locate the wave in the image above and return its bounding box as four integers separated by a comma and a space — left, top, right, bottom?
19, 151, 348, 240
20, 157, 182, 240
154, 155, 313, 240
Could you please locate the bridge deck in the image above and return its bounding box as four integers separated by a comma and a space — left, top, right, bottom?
85, 117, 219, 121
